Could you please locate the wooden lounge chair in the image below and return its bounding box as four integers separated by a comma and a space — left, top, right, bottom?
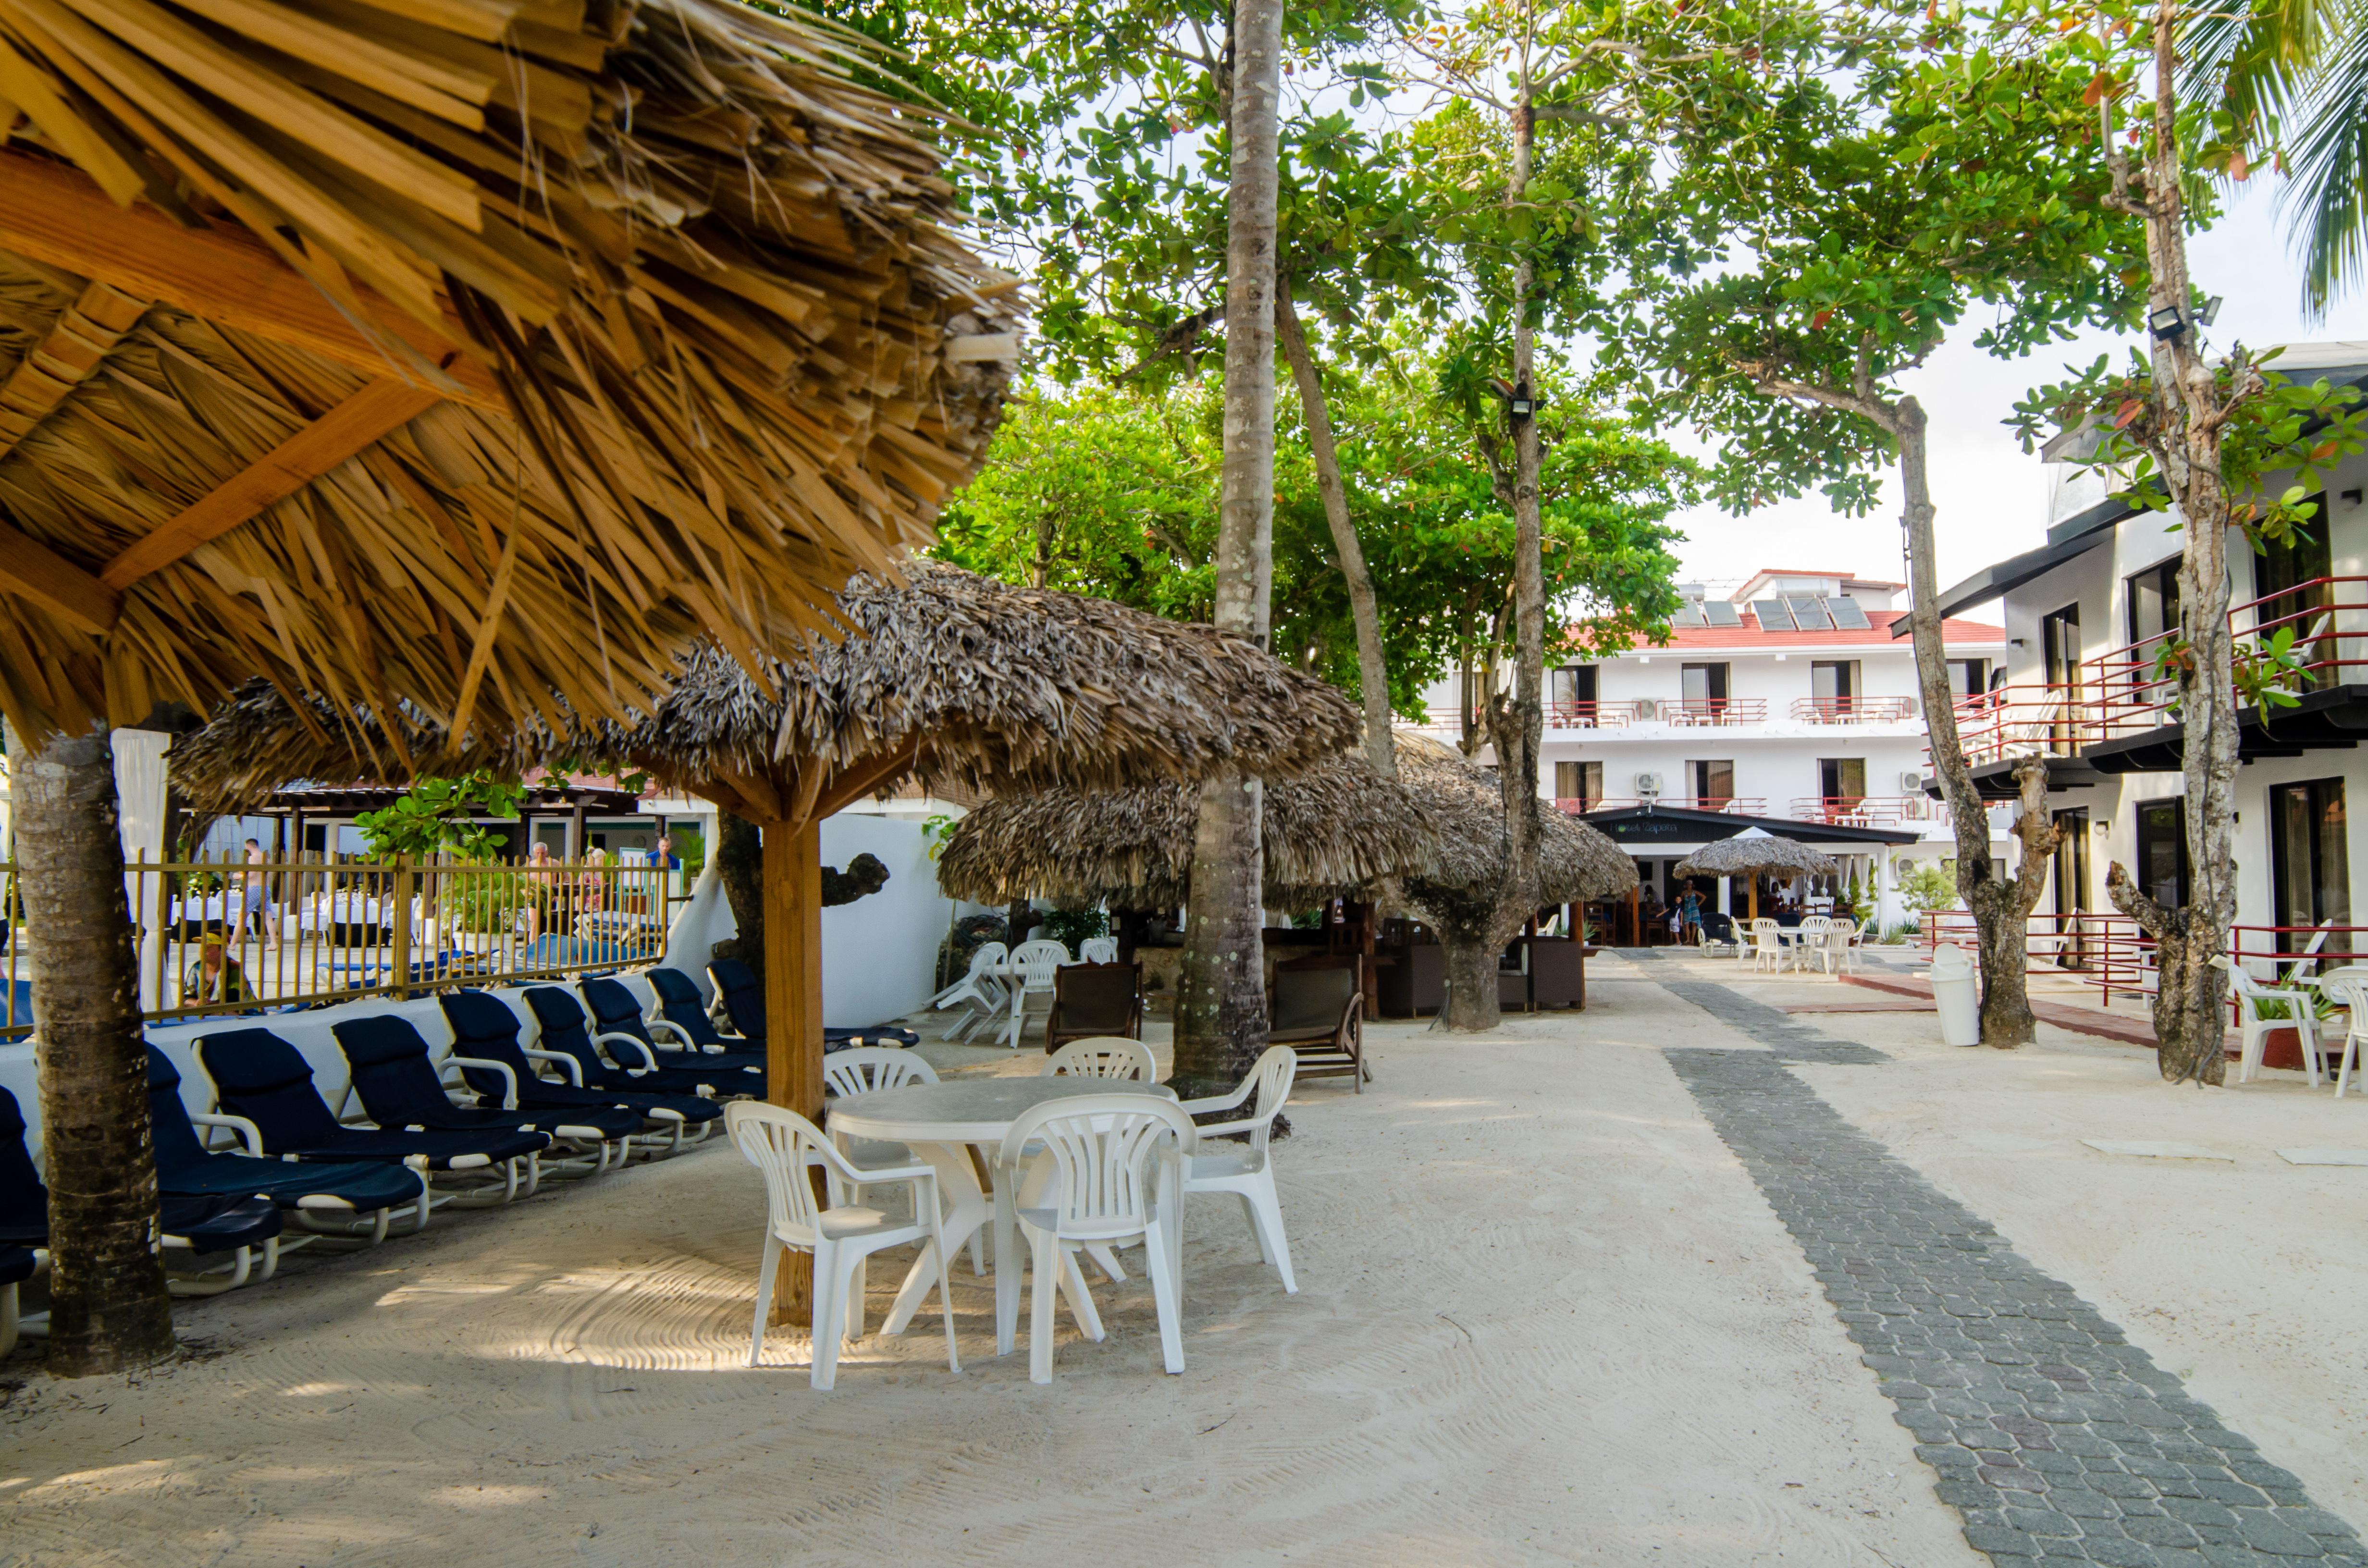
1269, 955, 1368, 1090
1046, 961, 1145, 1051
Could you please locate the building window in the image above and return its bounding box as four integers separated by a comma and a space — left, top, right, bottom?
2271, 778, 2350, 953
1818, 758, 1867, 803
2133, 797, 2188, 911
2125, 556, 2181, 648
2258, 500, 2333, 693
1689, 759, 1735, 807
2040, 603, 2082, 751
1552, 664, 1599, 723
2051, 807, 2092, 968
1554, 760, 1603, 808
1680, 662, 1729, 719
1809, 660, 1858, 717
1946, 658, 1990, 698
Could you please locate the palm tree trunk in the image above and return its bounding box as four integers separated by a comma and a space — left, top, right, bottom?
19, 722, 175, 1374
1175, 0, 1283, 1086
1275, 291, 1394, 779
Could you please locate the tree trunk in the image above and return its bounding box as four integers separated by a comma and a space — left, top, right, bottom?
1275, 290, 1394, 779
709, 812, 763, 979
1896, 396, 2053, 1045
1175, 0, 1283, 1087
1438, 928, 1503, 1031
19, 723, 175, 1375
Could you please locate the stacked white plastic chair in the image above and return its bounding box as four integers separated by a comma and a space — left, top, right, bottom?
930, 941, 1009, 1042
1040, 1037, 1158, 1082
1182, 1045, 1299, 1293
1077, 936, 1120, 964
1002, 939, 1072, 1049
998, 1094, 1196, 1383
727, 1102, 961, 1390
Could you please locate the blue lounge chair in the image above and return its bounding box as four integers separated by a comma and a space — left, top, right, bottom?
643, 967, 755, 1054
581, 976, 764, 1074
439, 992, 722, 1155
707, 957, 766, 1043
333, 1014, 640, 1174
0, 1243, 31, 1356
148, 1046, 427, 1243
1, 1082, 285, 1294
196, 1028, 548, 1205
522, 986, 760, 1098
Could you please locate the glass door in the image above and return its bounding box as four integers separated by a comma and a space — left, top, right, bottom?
2041, 604, 2082, 751
2272, 779, 2350, 960
2257, 507, 2333, 693
2052, 808, 2090, 968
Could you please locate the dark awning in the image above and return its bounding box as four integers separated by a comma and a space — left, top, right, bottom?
1578, 803, 1917, 847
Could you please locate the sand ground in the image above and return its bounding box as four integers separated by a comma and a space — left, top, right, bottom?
1, 953, 2359, 1565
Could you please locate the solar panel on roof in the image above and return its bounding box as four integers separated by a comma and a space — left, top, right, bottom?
1702, 600, 1742, 626
1751, 599, 1793, 630
1825, 595, 1872, 629
1671, 601, 1706, 627
1786, 595, 1833, 629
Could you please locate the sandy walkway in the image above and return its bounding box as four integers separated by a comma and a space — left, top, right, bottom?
1, 968, 1979, 1567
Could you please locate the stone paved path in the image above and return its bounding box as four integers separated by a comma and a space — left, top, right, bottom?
1643, 959, 2366, 1567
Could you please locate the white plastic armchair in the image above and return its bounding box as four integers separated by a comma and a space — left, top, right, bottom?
998, 1094, 1196, 1384
2311, 964, 2368, 1095
1077, 936, 1120, 964
1750, 919, 1786, 972
2211, 956, 2323, 1087
1824, 919, 1864, 976
725, 1102, 960, 1390
1795, 916, 1836, 975
1040, 1037, 1158, 1082
931, 942, 1009, 1043
1180, 1045, 1299, 1293
1002, 940, 1071, 1049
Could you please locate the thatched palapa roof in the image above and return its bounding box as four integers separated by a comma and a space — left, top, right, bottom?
935, 750, 1439, 910
0, 0, 1017, 741
1674, 833, 1840, 881
1394, 734, 1638, 909
169, 562, 1367, 815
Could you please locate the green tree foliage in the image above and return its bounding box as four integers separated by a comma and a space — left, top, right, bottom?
354, 773, 527, 862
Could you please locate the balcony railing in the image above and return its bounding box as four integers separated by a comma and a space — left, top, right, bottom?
1663, 698, 1768, 725
1788, 696, 1914, 723
1787, 795, 1951, 827
1919, 911, 2367, 1023
1547, 699, 1641, 728
1555, 796, 1765, 816
1929, 683, 2089, 768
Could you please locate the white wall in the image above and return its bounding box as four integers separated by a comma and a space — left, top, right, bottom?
819, 813, 954, 1028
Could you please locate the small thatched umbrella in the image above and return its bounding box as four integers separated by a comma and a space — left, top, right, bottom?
1675, 828, 1841, 922
934, 750, 1439, 911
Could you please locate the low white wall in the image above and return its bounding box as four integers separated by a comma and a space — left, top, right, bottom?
819, 813, 954, 1028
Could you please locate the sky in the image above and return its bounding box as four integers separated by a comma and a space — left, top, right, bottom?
1658, 180, 2368, 598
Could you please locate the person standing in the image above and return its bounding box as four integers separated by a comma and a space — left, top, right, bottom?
236, 837, 277, 950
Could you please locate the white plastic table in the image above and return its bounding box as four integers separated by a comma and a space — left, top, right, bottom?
829, 1076, 1178, 1355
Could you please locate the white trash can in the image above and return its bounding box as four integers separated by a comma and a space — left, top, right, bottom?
1926, 943, 1980, 1046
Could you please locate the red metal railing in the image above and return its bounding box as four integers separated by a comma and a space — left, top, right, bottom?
1555, 796, 1766, 816
2084, 575, 2368, 747
1789, 696, 1915, 723
1664, 698, 1768, 725
1788, 795, 1949, 827
1919, 913, 2368, 1021
1547, 700, 1642, 728
1935, 683, 2088, 767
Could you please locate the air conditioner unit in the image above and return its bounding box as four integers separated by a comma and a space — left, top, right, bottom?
1902, 771, 1926, 793
1635, 697, 1657, 720
1635, 771, 1664, 797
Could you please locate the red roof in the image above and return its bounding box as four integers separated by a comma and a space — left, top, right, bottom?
1615, 609, 2005, 650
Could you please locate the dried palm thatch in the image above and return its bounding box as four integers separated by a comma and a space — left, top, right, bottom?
1395, 732, 1637, 908
1674, 833, 1839, 881
0, 0, 1018, 743
168, 562, 1368, 816
934, 750, 1439, 910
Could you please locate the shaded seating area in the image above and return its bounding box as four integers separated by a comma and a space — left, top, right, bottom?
332, 1016, 641, 1175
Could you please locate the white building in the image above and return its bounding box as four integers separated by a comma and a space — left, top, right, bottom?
1419, 566, 2012, 931
1921, 341, 2368, 982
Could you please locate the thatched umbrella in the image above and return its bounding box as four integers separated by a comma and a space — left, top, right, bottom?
0, 0, 1017, 1372
1392, 735, 1637, 909
934, 750, 1439, 911
1675, 829, 1841, 922
0, 0, 1018, 746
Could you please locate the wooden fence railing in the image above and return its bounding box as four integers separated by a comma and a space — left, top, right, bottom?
0, 853, 680, 1040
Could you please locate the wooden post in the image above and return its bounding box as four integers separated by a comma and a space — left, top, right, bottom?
763, 816, 825, 1323
389, 854, 413, 999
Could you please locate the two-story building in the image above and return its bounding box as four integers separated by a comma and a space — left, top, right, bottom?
1917, 340, 2368, 981
1418, 567, 2012, 930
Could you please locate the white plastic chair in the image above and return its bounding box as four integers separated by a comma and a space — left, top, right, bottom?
1077, 936, 1119, 965
1823, 919, 1863, 976
2212, 957, 2322, 1087
1181, 1045, 1298, 1293
725, 1102, 961, 1390
2311, 965, 2368, 1095
823, 1047, 938, 1099
1795, 916, 1836, 975
931, 942, 1009, 1043
1040, 1037, 1158, 1082
1750, 919, 1786, 972
1002, 939, 1071, 1049
2281, 921, 2337, 987
998, 1094, 1196, 1384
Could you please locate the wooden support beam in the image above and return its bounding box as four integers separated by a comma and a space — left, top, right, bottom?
763, 815, 826, 1323
0, 280, 149, 462
0, 518, 119, 635
99, 378, 442, 590
808, 738, 925, 821
0, 151, 504, 412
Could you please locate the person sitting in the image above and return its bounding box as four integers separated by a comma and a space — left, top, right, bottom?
184, 934, 251, 1005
